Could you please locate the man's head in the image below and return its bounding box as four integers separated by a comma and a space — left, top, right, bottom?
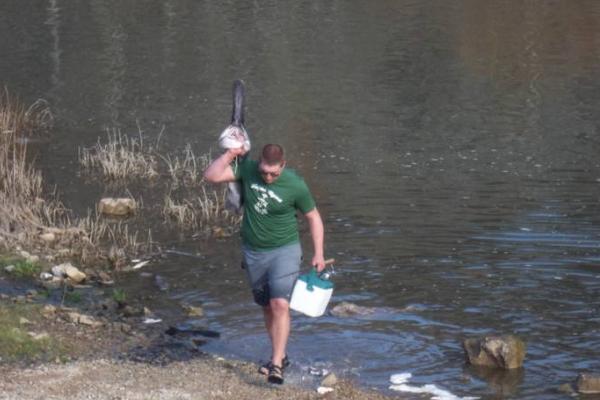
258, 144, 285, 184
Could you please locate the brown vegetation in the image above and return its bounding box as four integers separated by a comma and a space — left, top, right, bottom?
79, 126, 238, 232
0, 93, 152, 265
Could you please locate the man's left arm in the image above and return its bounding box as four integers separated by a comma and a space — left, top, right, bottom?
304, 208, 325, 272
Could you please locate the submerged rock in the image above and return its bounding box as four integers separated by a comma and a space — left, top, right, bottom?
463, 335, 526, 369
182, 304, 204, 317
98, 198, 136, 216
330, 302, 376, 317
321, 372, 338, 387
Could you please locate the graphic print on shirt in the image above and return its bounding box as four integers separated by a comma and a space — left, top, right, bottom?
250, 183, 283, 215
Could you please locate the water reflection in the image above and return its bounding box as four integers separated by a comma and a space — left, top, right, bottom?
45, 0, 62, 94
1, 1, 600, 399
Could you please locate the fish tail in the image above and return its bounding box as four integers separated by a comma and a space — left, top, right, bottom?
231, 79, 245, 127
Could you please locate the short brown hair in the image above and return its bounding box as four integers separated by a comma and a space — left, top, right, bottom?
260, 144, 285, 165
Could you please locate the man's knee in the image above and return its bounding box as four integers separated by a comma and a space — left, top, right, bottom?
269, 298, 289, 316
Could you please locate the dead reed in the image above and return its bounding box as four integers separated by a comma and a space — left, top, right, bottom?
162, 185, 240, 231
78, 127, 160, 180
0, 93, 153, 264
80, 127, 238, 233
161, 144, 212, 187
0, 92, 60, 242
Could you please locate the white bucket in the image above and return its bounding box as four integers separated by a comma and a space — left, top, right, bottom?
290, 270, 334, 317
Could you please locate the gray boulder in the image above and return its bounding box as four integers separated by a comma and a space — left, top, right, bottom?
463, 335, 526, 369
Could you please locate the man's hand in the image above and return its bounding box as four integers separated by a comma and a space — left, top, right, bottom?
228, 146, 247, 158
203, 147, 247, 183
312, 254, 326, 273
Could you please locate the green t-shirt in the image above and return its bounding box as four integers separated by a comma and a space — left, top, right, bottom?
234, 158, 316, 250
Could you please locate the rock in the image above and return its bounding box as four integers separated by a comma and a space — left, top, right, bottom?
19, 250, 31, 259
112, 322, 132, 334
19, 251, 39, 264
51, 264, 67, 277
330, 302, 376, 317
62, 263, 86, 283
558, 383, 575, 395
463, 335, 526, 369
66, 312, 81, 324
78, 314, 103, 328
39, 272, 54, 281
19, 251, 39, 263
321, 373, 338, 387
143, 307, 153, 316
66, 312, 102, 328
121, 305, 143, 318
41, 304, 57, 318
28, 331, 50, 341
0, 293, 9, 300
98, 198, 136, 216
99, 278, 114, 286
317, 387, 334, 395
98, 271, 112, 282
182, 304, 204, 317
19, 317, 32, 325
4, 265, 15, 273
39, 232, 56, 243
575, 373, 600, 394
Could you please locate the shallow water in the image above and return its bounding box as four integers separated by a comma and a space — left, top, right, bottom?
2, 1, 600, 398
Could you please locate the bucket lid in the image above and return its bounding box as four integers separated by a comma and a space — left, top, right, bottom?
298, 269, 334, 291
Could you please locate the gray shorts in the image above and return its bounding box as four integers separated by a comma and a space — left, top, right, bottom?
242, 242, 302, 306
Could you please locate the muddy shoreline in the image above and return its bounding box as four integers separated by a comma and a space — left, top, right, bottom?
0, 281, 401, 400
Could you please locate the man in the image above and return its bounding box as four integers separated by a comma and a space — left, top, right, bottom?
203, 143, 325, 384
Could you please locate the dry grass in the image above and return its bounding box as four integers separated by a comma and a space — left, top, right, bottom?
79, 127, 160, 180
162, 186, 240, 231
0, 92, 153, 264
161, 144, 210, 187
81, 127, 239, 233
162, 194, 196, 228
0, 92, 62, 243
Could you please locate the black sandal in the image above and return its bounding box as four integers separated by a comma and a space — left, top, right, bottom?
258, 355, 290, 375
267, 364, 284, 384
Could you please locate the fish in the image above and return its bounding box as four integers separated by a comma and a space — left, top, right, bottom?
218, 80, 251, 214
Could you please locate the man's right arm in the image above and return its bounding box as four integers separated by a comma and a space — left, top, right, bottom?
203, 148, 246, 183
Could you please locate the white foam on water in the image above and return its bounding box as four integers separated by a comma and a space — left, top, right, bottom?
390, 372, 412, 385
389, 373, 478, 400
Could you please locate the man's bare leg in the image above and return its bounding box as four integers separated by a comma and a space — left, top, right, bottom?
267, 298, 290, 367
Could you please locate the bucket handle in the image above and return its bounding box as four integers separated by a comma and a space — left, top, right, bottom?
306, 258, 335, 291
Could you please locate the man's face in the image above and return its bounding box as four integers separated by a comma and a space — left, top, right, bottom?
258, 161, 285, 184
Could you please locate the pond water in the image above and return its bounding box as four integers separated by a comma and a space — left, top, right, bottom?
2, 1, 600, 398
